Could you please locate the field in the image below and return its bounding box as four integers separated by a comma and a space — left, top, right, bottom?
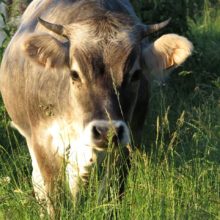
0, 1, 219, 220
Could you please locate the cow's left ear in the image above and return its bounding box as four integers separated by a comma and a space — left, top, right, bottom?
143, 34, 193, 79
22, 33, 68, 68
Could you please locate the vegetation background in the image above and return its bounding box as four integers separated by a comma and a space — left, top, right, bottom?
0, 0, 219, 219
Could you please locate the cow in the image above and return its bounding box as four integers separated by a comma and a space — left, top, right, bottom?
0, 0, 193, 217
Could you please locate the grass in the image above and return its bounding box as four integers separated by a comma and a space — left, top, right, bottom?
0, 3, 219, 220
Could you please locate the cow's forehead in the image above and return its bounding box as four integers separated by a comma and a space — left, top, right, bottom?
69, 41, 139, 85
66, 10, 138, 45
67, 23, 135, 47
65, 13, 140, 85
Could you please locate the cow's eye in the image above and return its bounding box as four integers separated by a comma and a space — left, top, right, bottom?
70, 70, 80, 81
131, 69, 141, 82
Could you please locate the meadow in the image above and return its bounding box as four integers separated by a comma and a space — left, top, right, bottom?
0, 1, 219, 219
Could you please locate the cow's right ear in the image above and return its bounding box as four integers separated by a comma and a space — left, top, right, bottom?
22, 33, 68, 68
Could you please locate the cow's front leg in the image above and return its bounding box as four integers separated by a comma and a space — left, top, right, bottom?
66, 146, 97, 204
29, 138, 62, 219
66, 164, 89, 204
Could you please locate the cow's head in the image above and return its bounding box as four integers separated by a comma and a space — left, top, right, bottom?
22, 11, 193, 151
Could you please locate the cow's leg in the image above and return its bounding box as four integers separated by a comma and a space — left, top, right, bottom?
66, 164, 82, 205
30, 149, 52, 218
66, 146, 96, 204
10, 121, 58, 218
28, 138, 62, 219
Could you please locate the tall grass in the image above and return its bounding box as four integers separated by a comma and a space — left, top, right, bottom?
0, 2, 219, 220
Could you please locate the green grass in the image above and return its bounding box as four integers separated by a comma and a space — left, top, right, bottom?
0, 4, 219, 220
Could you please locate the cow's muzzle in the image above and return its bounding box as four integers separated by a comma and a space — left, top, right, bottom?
84, 120, 130, 150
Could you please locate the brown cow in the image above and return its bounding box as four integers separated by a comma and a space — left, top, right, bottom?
0, 0, 193, 217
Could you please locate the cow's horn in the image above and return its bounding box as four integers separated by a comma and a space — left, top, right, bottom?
142, 18, 171, 37
38, 17, 67, 38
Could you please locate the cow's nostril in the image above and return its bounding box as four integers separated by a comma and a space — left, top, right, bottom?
92, 126, 101, 140
117, 125, 124, 141
92, 125, 108, 141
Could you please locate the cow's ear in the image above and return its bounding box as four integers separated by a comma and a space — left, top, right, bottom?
22, 33, 68, 68
143, 34, 193, 80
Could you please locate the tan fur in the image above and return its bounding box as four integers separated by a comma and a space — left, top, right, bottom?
22, 33, 68, 68
143, 34, 193, 80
